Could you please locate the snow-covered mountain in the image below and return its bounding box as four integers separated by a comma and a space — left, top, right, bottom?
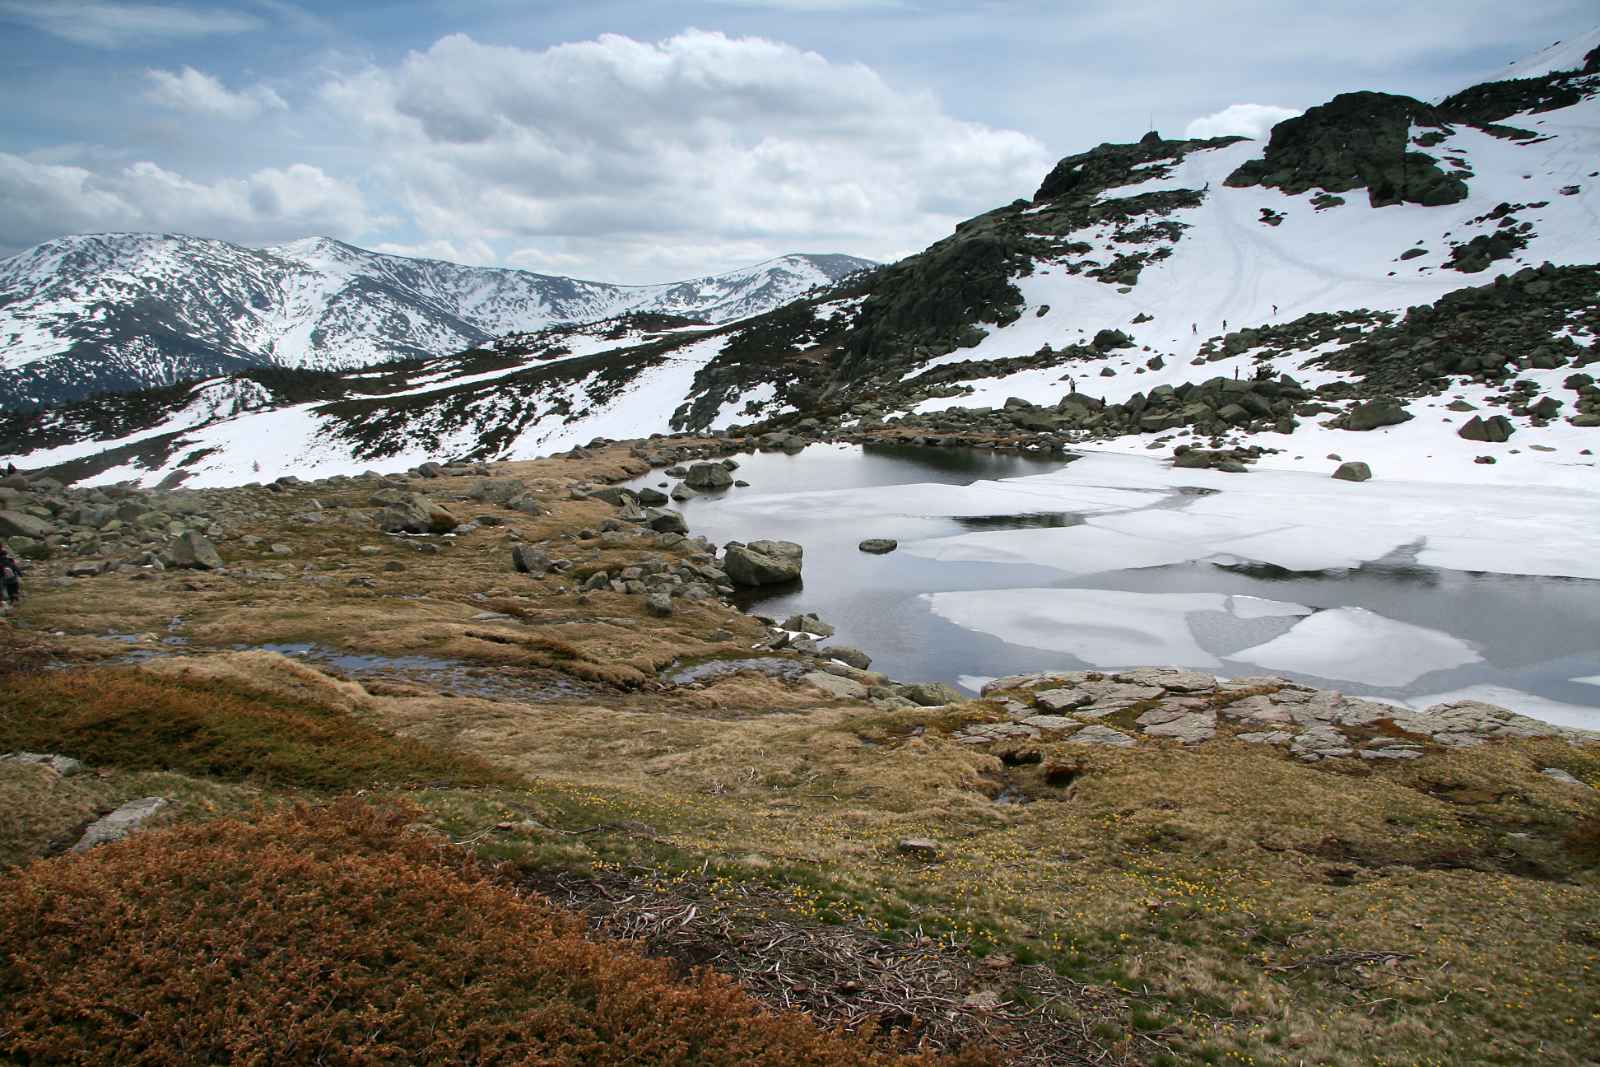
7, 30, 1599, 490
0, 234, 874, 408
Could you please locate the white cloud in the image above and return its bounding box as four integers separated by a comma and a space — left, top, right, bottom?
0, 1, 262, 48
0, 154, 372, 252
320, 30, 1050, 282
145, 67, 287, 120
1184, 103, 1303, 140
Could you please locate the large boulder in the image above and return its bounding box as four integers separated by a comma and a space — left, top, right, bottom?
1458, 414, 1514, 442
164, 531, 224, 570
377, 494, 458, 534
722, 539, 803, 586
685, 462, 734, 490
1343, 399, 1413, 431
1332, 461, 1373, 482
0, 511, 51, 539
511, 545, 550, 575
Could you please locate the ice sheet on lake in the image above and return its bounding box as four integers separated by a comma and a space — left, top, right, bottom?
1574, 675, 1600, 689
1232, 607, 1482, 688
925, 589, 1233, 669
895, 453, 1600, 581
1227, 596, 1314, 619
1407, 685, 1600, 732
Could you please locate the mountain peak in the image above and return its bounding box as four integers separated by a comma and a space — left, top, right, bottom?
0, 232, 877, 410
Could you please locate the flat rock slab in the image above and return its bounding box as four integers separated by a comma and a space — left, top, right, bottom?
1290, 726, 1355, 762
1066, 724, 1136, 748
1034, 687, 1092, 712
1141, 712, 1218, 743
1113, 668, 1216, 693
1017, 715, 1082, 733
73, 797, 168, 852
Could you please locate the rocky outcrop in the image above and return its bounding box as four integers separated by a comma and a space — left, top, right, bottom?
959, 669, 1598, 758
722, 540, 803, 586
1225, 92, 1469, 208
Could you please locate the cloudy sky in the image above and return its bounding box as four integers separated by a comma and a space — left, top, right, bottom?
0, 1, 1593, 282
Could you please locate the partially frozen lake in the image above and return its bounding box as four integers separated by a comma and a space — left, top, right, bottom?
625, 443, 1600, 729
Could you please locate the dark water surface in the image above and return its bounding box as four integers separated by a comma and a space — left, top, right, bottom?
624, 444, 1600, 727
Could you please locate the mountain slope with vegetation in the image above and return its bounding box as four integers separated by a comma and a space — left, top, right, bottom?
8, 33, 1599, 490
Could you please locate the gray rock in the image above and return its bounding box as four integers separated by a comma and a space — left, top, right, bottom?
1113, 668, 1215, 693
1066, 724, 1136, 748
783, 612, 835, 637
1541, 767, 1589, 788
1017, 715, 1081, 733
72, 796, 169, 852
164, 531, 223, 570
376, 493, 458, 534
1140, 711, 1217, 743
824, 645, 872, 670
1458, 414, 1514, 443
645, 592, 674, 617
644, 508, 688, 534
802, 671, 868, 700
900, 681, 965, 707
858, 538, 899, 554
723, 540, 803, 586
897, 837, 939, 857
1344, 399, 1413, 432
670, 483, 699, 502
1290, 725, 1355, 761
1, 752, 84, 776
0, 510, 51, 539
685, 462, 734, 490
1332, 461, 1373, 482
637, 487, 670, 506
1034, 687, 1092, 712
512, 545, 550, 575
1236, 730, 1294, 745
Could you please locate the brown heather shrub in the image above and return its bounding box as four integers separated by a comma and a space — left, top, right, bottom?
0, 802, 988, 1067
0, 669, 516, 791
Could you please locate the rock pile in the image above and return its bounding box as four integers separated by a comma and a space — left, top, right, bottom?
954, 669, 1598, 757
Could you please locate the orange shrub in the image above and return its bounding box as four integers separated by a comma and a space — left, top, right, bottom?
0, 802, 990, 1067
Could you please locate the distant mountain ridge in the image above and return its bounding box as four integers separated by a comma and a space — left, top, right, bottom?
6, 29, 1600, 490
0, 233, 875, 409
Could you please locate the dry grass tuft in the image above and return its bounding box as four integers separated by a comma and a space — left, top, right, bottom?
0, 800, 992, 1067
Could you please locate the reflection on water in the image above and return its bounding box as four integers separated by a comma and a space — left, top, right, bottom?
621, 443, 1600, 721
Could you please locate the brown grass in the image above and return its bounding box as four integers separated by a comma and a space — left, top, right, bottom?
0, 800, 991, 1067
0, 666, 516, 792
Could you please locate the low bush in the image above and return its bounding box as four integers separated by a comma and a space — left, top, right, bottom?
0, 669, 513, 791
0, 802, 986, 1066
